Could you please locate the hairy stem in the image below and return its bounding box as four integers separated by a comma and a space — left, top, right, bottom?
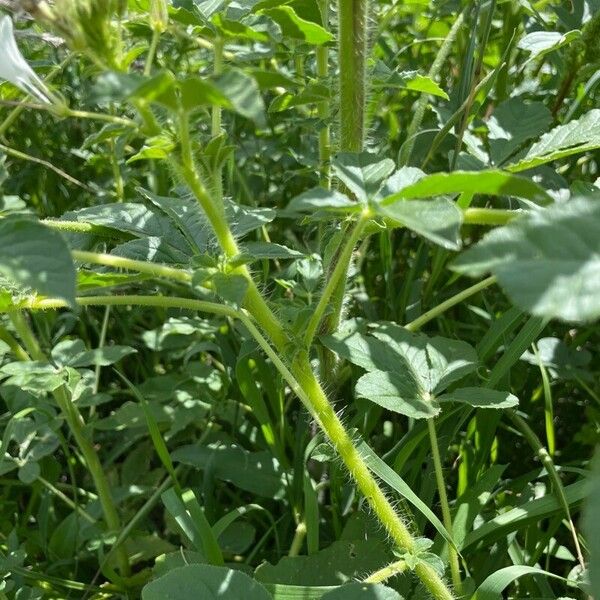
338, 0, 369, 152
212, 37, 225, 202
304, 212, 370, 345
23, 292, 455, 599
317, 0, 332, 188
144, 29, 161, 76
291, 355, 454, 600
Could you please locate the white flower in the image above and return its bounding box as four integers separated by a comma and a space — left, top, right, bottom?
0, 16, 53, 104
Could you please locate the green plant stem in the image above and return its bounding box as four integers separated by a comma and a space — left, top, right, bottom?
0, 143, 91, 191
427, 419, 462, 594
363, 559, 407, 584
507, 410, 586, 570
22, 293, 454, 599
338, 0, 369, 152
0, 324, 29, 361
7, 311, 131, 577
291, 355, 454, 600
405, 276, 496, 331
71, 250, 192, 283
211, 37, 225, 202
37, 476, 96, 524
144, 29, 161, 76
63, 109, 137, 129
317, 0, 331, 188
462, 207, 518, 226
304, 212, 370, 345
288, 521, 307, 556
399, 9, 466, 166
173, 114, 288, 349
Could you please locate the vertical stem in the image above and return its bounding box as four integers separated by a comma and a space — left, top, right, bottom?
8, 311, 131, 577
292, 356, 454, 600
317, 0, 332, 188
212, 37, 225, 203
427, 419, 462, 594
144, 29, 161, 76
338, 0, 369, 152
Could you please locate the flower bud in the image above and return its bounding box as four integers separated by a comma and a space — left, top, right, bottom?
150, 0, 169, 33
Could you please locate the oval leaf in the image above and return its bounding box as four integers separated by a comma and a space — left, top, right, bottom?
0, 218, 76, 306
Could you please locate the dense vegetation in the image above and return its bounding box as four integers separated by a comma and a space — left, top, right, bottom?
0, 0, 599, 598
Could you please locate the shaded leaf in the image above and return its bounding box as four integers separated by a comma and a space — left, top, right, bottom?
142, 564, 271, 599
487, 98, 553, 165
255, 539, 392, 586
452, 196, 600, 323
321, 583, 402, 599
172, 443, 288, 498
376, 198, 463, 250
332, 153, 395, 202
0, 219, 76, 306
356, 370, 440, 419
438, 387, 519, 409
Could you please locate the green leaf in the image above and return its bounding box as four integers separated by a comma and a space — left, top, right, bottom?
0, 218, 76, 306
583, 450, 600, 595
332, 153, 395, 202
178, 76, 230, 113
0, 362, 65, 394
67, 346, 137, 368
269, 83, 329, 112
172, 443, 288, 498
142, 564, 271, 599
321, 583, 402, 599
378, 170, 551, 206
212, 14, 270, 41
138, 188, 211, 255
284, 188, 357, 217
438, 387, 519, 409
324, 320, 478, 418
237, 242, 304, 260
212, 272, 249, 306
461, 478, 587, 551
356, 370, 440, 419
452, 196, 600, 323
517, 30, 581, 63
372, 63, 449, 99
507, 109, 600, 172
93, 71, 177, 110
376, 198, 463, 250
472, 565, 570, 600
487, 98, 552, 165
259, 6, 333, 44
213, 68, 266, 126
227, 202, 276, 238
255, 539, 393, 586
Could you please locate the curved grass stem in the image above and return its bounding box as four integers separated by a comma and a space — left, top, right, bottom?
427, 419, 462, 594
